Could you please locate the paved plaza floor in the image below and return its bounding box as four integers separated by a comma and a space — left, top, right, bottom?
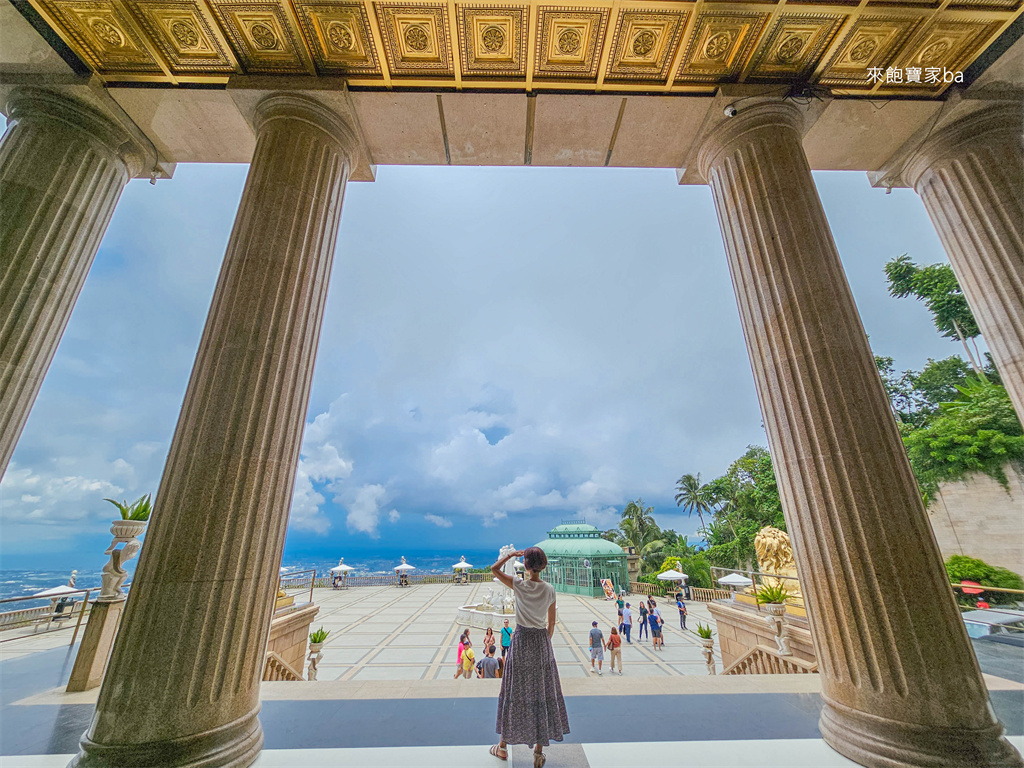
2, 584, 1022, 767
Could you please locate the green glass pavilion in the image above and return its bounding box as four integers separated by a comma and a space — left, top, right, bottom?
535, 522, 630, 598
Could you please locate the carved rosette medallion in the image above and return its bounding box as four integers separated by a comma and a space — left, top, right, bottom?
704, 32, 732, 59
557, 27, 582, 54
405, 24, 430, 51
776, 34, 805, 63
482, 25, 505, 52
920, 39, 949, 63
91, 18, 124, 47
849, 38, 876, 62
632, 29, 657, 56
170, 20, 200, 48
327, 22, 353, 51
249, 21, 279, 50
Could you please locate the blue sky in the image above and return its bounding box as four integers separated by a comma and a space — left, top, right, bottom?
0, 163, 968, 569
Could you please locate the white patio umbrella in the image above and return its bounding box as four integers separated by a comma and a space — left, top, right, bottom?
394, 557, 415, 572
330, 558, 354, 573
513, 560, 525, 570
452, 556, 473, 570
657, 569, 688, 581
718, 573, 754, 587
32, 585, 80, 598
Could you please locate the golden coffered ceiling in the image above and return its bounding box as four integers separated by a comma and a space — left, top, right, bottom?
25, 0, 1023, 95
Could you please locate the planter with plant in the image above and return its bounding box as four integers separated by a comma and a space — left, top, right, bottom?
695, 623, 716, 675
98, 494, 153, 602
309, 627, 330, 653
755, 582, 790, 616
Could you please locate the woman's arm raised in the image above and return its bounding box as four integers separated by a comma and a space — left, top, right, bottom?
490, 550, 522, 590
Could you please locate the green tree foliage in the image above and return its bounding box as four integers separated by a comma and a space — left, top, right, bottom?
885, 255, 986, 377
650, 553, 713, 590
674, 473, 715, 536
903, 378, 1024, 501
944, 555, 1023, 606
876, 354, 998, 428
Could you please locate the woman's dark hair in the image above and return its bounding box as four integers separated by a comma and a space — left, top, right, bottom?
523, 546, 547, 573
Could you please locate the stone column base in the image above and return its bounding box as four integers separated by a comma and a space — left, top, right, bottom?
67, 601, 124, 693
69, 710, 263, 768
820, 696, 1023, 768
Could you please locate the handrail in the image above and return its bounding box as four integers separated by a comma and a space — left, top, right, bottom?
306, 572, 493, 588
263, 650, 304, 681
279, 569, 316, 605
690, 587, 733, 602
709, 566, 806, 611
0, 587, 95, 645
951, 583, 1024, 596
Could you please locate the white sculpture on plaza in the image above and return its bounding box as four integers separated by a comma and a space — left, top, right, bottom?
455, 544, 520, 629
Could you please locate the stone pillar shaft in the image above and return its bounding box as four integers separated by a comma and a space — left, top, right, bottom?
73, 94, 354, 768
0, 89, 139, 478
907, 104, 1024, 419
698, 102, 1020, 768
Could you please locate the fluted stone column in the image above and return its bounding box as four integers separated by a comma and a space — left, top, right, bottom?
905, 104, 1024, 419
72, 93, 356, 768
697, 102, 1021, 768
0, 88, 145, 478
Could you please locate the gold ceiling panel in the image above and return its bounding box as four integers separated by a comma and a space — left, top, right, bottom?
603, 9, 689, 83
35, 0, 163, 74
20, 0, 1024, 93
534, 6, 611, 81
818, 14, 922, 87
207, 0, 310, 73
125, 1, 235, 74
746, 13, 846, 80
375, 3, 453, 77
675, 10, 771, 83
457, 5, 529, 78
293, 1, 381, 75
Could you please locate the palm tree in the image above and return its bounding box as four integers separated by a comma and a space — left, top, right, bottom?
675, 473, 714, 537
619, 517, 666, 575
621, 498, 657, 538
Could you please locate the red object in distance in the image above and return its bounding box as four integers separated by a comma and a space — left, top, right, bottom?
961, 580, 984, 595
977, 601, 990, 609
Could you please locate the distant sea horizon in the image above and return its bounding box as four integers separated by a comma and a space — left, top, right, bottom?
0, 549, 500, 607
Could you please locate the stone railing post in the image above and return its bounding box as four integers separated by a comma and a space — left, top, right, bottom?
696, 101, 1021, 768
71, 93, 357, 768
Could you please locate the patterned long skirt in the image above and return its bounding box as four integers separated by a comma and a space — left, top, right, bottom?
495, 625, 570, 746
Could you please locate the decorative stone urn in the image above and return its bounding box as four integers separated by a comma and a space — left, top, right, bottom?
700, 637, 716, 675
307, 642, 324, 681
98, 519, 147, 602
763, 602, 791, 656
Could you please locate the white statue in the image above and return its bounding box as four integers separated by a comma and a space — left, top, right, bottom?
99, 530, 143, 602
481, 587, 495, 610
67, 570, 78, 588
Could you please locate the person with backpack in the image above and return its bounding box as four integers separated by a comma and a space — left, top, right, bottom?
501, 618, 513, 658
677, 597, 687, 630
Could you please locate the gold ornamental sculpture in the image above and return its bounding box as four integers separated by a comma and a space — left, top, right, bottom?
735, 526, 805, 614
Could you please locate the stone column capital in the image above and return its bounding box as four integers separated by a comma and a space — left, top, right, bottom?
4, 87, 151, 178
253, 92, 360, 166
904, 102, 1023, 190
696, 100, 804, 180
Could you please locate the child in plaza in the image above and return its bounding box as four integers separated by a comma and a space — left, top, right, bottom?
490, 546, 569, 768
454, 630, 469, 679
460, 638, 476, 679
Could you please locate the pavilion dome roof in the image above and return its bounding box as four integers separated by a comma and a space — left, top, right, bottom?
534, 522, 625, 558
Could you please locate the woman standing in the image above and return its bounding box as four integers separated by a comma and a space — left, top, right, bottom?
637, 600, 649, 641
489, 547, 569, 767
484, 627, 496, 652
606, 626, 622, 675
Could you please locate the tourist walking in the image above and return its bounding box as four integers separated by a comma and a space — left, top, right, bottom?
677, 598, 687, 630
616, 593, 625, 613
589, 621, 605, 676
649, 604, 664, 651
501, 618, 513, 659
617, 608, 624, 633
606, 626, 622, 675
460, 639, 476, 679
490, 547, 569, 767
455, 630, 469, 679
484, 627, 496, 651
478, 644, 502, 678
637, 601, 648, 641
622, 603, 632, 643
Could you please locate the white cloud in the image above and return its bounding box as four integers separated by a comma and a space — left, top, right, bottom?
424, 513, 452, 528
388, 509, 401, 523
345, 484, 388, 537
0, 464, 124, 526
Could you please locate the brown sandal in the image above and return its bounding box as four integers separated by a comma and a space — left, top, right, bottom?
490, 745, 508, 761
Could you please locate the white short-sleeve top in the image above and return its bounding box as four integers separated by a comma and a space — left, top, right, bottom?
513, 576, 555, 629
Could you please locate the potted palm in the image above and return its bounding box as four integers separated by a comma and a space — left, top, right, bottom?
105, 494, 152, 538
695, 623, 716, 674
309, 627, 330, 654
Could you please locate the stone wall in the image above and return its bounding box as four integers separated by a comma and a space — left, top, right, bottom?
708, 600, 816, 671
927, 463, 1024, 577
267, 601, 319, 676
